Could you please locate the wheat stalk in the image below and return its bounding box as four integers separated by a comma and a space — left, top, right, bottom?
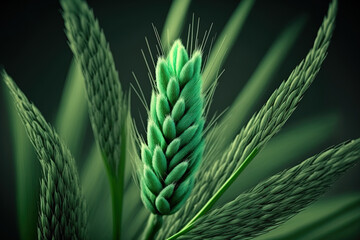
2, 71, 87, 240
140, 40, 205, 238
158, 0, 337, 238
61, 0, 130, 238
178, 138, 360, 239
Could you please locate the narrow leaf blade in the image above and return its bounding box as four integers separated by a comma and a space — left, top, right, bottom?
161, 0, 192, 52
81, 144, 112, 240
206, 15, 306, 157
55, 59, 87, 159
202, 0, 255, 90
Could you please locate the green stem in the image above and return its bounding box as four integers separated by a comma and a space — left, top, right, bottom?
142, 214, 163, 240
108, 117, 128, 240
109, 175, 123, 240
167, 147, 259, 240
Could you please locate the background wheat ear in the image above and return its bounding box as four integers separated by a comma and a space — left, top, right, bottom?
1, 71, 87, 239
60, 0, 135, 238
139, 40, 205, 238
179, 138, 360, 239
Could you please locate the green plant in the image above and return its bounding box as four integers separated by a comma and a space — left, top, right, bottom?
2, 0, 360, 239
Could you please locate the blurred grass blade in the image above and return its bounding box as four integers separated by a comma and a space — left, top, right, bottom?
81, 143, 112, 240
128, 208, 149, 240
202, 0, 255, 90
2, 81, 40, 240
55, 58, 87, 159
318, 215, 360, 240
161, 0, 191, 52
203, 16, 306, 169
254, 193, 360, 240
89, 196, 112, 240
219, 111, 340, 204
81, 144, 107, 218
122, 181, 142, 227
214, 16, 306, 145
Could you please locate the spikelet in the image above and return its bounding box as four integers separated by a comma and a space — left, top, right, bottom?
140, 40, 204, 215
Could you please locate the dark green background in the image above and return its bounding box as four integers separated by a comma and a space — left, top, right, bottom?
1, 0, 359, 238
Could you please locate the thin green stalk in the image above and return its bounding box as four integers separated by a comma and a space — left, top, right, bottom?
102, 119, 127, 240
167, 148, 259, 240
109, 175, 123, 240
141, 214, 163, 240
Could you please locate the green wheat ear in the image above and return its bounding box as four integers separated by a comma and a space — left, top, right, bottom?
180, 138, 360, 239
140, 40, 205, 216
2, 71, 87, 239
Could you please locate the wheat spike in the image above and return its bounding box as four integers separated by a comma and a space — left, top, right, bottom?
61, 0, 128, 175
140, 40, 205, 216
179, 138, 360, 239
61, 0, 133, 238
2, 71, 87, 240
158, 0, 337, 238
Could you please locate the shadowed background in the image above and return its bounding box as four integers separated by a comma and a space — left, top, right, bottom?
0, 0, 359, 239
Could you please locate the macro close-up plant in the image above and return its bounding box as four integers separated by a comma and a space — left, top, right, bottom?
1, 0, 360, 239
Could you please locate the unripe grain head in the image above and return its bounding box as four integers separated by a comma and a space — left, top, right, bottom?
140, 40, 204, 215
